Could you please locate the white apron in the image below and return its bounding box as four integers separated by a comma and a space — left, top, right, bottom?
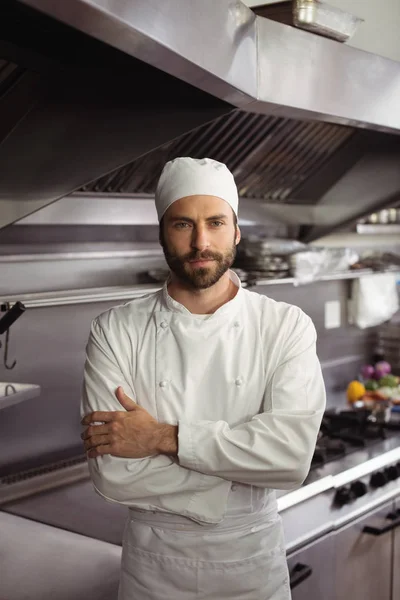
118, 485, 291, 600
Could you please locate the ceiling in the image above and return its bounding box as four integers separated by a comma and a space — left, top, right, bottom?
243, 0, 400, 63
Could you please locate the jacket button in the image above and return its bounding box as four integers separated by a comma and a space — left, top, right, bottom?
234, 321, 240, 328
235, 378, 243, 386
160, 321, 168, 329
232, 484, 238, 491
159, 380, 168, 388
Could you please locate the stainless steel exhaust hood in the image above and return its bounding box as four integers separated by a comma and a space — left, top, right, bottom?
0, 0, 400, 237
0, 0, 233, 229
78, 111, 400, 242
18, 0, 400, 134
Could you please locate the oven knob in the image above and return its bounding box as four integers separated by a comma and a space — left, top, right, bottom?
370, 471, 388, 488
334, 487, 352, 507
384, 466, 399, 481
350, 480, 367, 498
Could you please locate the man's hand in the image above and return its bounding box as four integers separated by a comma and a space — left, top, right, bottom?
81, 387, 178, 459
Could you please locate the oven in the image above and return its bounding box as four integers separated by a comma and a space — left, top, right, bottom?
393, 498, 400, 599
334, 499, 396, 600
287, 532, 336, 600
287, 498, 400, 600
281, 408, 400, 600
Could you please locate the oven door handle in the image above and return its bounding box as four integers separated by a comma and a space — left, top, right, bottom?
362, 510, 400, 536
289, 562, 313, 589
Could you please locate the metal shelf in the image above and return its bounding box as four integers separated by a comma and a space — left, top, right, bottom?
1, 269, 398, 309
253, 268, 400, 287
356, 224, 400, 235
0, 285, 160, 309
0, 247, 163, 263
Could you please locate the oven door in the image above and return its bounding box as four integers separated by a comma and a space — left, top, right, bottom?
393, 497, 400, 600
287, 532, 335, 600
335, 499, 395, 600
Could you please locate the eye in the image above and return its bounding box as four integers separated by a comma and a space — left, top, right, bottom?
174, 222, 190, 229
210, 221, 224, 227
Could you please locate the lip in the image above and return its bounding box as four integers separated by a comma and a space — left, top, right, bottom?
188, 259, 214, 266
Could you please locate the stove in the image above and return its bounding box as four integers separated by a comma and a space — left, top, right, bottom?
311, 409, 396, 470
278, 408, 400, 553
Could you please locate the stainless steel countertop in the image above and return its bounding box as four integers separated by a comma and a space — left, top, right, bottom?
0, 382, 41, 410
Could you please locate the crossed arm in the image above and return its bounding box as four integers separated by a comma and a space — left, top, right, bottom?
81, 316, 326, 521
81, 385, 179, 459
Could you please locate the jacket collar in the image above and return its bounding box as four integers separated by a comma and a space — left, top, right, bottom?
162, 269, 243, 317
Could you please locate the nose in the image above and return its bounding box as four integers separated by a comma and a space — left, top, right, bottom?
191, 226, 210, 251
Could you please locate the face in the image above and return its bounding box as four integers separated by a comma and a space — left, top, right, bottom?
159, 195, 240, 290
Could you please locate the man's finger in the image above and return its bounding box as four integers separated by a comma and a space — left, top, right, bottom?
87, 444, 112, 458
81, 425, 109, 440
81, 411, 115, 425
84, 434, 110, 452
115, 386, 138, 411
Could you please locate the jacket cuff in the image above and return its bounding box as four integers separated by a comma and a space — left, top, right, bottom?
177, 420, 198, 470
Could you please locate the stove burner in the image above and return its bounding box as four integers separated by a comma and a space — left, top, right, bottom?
311, 409, 389, 469
312, 436, 346, 467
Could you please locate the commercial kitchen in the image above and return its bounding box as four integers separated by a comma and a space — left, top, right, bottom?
1, 1, 400, 599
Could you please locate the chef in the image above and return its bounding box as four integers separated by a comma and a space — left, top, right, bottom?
81, 157, 326, 600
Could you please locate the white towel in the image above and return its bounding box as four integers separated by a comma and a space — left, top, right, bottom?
350, 273, 399, 329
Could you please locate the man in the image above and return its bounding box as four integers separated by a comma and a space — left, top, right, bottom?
81, 157, 326, 600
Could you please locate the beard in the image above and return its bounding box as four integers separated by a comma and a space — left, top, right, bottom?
161, 236, 237, 290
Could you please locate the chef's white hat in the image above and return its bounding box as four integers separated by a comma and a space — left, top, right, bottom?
155, 157, 239, 222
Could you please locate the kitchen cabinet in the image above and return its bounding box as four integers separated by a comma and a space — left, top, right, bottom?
393, 498, 400, 600
335, 500, 394, 600
287, 533, 335, 600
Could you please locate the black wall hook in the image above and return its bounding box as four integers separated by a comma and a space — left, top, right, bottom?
2, 328, 16, 369
0, 301, 26, 370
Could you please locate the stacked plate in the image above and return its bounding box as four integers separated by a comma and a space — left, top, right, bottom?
234, 237, 305, 281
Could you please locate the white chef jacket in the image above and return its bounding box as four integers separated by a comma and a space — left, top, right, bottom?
81, 270, 326, 525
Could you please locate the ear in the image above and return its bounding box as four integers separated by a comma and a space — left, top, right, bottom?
235, 225, 241, 245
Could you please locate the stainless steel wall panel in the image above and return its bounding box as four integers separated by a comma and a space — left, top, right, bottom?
0, 252, 165, 295
0, 300, 118, 472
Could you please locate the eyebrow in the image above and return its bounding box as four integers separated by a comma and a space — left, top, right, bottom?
169, 214, 229, 224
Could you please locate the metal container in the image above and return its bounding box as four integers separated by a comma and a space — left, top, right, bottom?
293, 0, 363, 43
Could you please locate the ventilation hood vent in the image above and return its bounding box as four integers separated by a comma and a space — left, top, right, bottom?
81, 112, 355, 201
80, 111, 400, 242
